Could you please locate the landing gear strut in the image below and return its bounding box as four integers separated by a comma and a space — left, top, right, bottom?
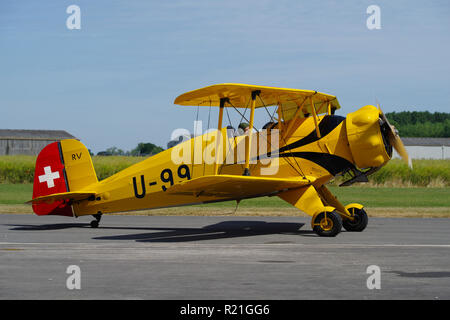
90, 212, 102, 228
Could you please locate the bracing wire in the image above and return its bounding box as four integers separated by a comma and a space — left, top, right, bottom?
257, 95, 304, 177
219, 106, 235, 175
191, 104, 200, 177
277, 103, 306, 177
203, 100, 212, 176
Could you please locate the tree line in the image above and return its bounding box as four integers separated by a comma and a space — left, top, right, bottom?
96, 142, 164, 156
385, 111, 450, 137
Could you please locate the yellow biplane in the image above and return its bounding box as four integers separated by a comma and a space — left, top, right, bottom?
28, 83, 410, 237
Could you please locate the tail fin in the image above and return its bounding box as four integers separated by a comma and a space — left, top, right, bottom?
32, 139, 98, 216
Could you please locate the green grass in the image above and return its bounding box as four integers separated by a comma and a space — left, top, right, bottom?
195, 186, 450, 208
1, 183, 449, 208
0, 156, 36, 184
0, 184, 33, 204
0, 155, 145, 183
365, 159, 450, 187
1, 155, 449, 213
1, 156, 448, 186
329, 159, 450, 187
330, 186, 450, 207
91, 156, 143, 180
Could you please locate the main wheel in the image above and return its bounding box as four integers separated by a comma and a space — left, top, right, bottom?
343, 206, 368, 232
312, 210, 342, 237
90, 220, 99, 228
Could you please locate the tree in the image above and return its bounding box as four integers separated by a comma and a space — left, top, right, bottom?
385, 111, 450, 137
97, 146, 125, 156
130, 143, 164, 156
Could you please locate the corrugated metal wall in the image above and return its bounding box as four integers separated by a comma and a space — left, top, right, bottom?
0, 139, 57, 155
393, 146, 450, 160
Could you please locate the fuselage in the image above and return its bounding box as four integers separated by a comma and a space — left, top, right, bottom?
73, 105, 391, 217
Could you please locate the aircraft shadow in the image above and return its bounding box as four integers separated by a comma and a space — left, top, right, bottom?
387, 271, 450, 278
6, 223, 89, 231
93, 221, 312, 243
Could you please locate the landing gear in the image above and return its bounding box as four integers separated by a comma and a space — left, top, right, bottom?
90, 212, 102, 228
343, 206, 368, 232
312, 210, 342, 237
278, 185, 368, 237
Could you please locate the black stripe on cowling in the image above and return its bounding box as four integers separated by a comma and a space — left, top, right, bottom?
278, 115, 345, 153
279, 152, 355, 176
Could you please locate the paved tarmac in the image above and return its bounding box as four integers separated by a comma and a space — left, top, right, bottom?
1, 214, 449, 300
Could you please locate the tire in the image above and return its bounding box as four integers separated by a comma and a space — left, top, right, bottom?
343, 207, 368, 232
90, 220, 99, 228
313, 210, 342, 237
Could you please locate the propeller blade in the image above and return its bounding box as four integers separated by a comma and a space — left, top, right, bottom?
389, 131, 412, 169
378, 104, 413, 169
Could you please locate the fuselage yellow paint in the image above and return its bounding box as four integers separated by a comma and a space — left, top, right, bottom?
72, 105, 390, 217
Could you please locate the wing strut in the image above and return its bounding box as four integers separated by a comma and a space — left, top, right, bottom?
243, 90, 260, 176
214, 98, 226, 175
310, 96, 321, 138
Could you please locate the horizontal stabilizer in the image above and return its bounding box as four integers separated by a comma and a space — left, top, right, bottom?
27, 191, 96, 205
167, 174, 315, 199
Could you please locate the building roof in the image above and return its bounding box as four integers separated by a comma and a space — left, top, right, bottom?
0, 129, 76, 140
402, 137, 450, 147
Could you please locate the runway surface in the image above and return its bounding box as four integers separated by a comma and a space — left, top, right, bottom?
1, 213, 449, 300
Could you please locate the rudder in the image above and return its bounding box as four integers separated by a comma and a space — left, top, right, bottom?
32, 139, 97, 216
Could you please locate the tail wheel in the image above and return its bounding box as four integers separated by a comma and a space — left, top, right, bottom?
312, 210, 342, 237
343, 206, 368, 232
90, 212, 102, 228
90, 220, 99, 228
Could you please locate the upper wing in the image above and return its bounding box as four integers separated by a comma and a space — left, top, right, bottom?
173, 83, 340, 114
27, 191, 96, 204
167, 174, 315, 199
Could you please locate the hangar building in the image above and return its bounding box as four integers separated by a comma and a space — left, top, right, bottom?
0, 129, 76, 156
392, 137, 450, 160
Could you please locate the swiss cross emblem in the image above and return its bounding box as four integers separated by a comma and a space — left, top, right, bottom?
38, 166, 60, 188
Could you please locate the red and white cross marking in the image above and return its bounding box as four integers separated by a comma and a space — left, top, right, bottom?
38, 166, 60, 188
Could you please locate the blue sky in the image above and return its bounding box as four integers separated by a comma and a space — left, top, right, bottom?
1, 1, 449, 153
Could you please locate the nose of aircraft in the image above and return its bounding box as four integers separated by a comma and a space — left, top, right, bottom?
378, 104, 413, 169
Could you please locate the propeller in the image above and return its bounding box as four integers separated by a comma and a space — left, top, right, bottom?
377, 103, 413, 169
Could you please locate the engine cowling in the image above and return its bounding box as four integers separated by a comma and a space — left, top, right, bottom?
346, 105, 391, 169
